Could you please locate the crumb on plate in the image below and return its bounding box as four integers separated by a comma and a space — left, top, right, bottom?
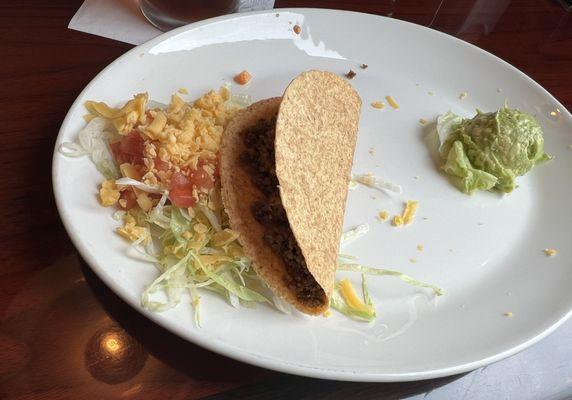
417, 244, 424, 251
459, 91, 468, 100
386, 95, 399, 109
371, 101, 385, 109
293, 24, 301, 34
419, 118, 428, 125
178, 88, 188, 94
378, 211, 389, 221
345, 70, 356, 79
504, 312, 513, 318
544, 248, 557, 257
392, 215, 404, 226
234, 70, 252, 85
360, 63, 368, 69
402, 200, 419, 225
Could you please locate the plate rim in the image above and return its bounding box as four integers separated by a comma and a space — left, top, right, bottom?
52, 7, 572, 382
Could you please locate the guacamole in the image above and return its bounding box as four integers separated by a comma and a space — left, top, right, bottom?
437, 107, 551, 194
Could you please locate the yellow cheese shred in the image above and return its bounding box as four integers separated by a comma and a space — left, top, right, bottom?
402, 200, 419, 225
385, 95, 399, 109
338, 279, 374, 314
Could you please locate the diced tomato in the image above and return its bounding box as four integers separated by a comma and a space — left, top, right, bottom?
111, 130, 145, 165
109, 141, 125, 164
119, 189, 137, 210
120, 130, 145, 165
154, 156, 169, 172
189, 165, 214, 190
168, 163, 215, 208
169, 172, 195, 208
168, 187, 196, 208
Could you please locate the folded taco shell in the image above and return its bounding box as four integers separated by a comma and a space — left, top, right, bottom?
220, 70, 361, 315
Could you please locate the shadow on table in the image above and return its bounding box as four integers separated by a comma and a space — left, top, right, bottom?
81, 260, 466, 398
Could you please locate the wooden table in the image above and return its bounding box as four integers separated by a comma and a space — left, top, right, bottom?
1, 1, 571, 398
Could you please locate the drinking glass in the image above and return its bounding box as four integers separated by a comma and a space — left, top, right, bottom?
140, 0, 239, 31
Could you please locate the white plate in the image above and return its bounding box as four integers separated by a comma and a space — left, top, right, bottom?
52, 9, 572, 381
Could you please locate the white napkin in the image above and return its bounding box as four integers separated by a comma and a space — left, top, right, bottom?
68, 0, 275, 46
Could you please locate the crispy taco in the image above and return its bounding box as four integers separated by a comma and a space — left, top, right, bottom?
220, 70, 361, 315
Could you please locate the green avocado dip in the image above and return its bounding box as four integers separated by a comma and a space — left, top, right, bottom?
436, 106, 551, 194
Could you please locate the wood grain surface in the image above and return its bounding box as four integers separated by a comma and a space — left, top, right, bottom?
0, 1, 570, 399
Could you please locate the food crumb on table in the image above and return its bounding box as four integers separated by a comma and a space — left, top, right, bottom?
544, 248, 557, 257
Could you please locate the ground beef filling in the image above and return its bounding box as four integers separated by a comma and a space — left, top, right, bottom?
239, 116, 325, 308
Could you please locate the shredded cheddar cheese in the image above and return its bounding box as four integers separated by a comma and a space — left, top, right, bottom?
544, 248, 557, 257
385, 96, 399, 109
339, 279, 374, 314
99, 180, 120, 206
117, 213, 149, 243
402, 200, 419, 225
392, 215, 404, 226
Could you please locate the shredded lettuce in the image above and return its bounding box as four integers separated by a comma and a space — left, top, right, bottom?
190, 252, 269, 304
340, 224, 370, 247
141, 252, 193, 312
351, 173, 402, 194
338, 263, 444, 296
59, 117, 120, 179
115, 177, 163, 194
198, 204, 222, 232
230, 93, 252, 108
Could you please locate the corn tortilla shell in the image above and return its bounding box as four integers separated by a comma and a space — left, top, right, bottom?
220, 71, 361, 315
275, 70, 361, 300
220, 97, 326, 315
